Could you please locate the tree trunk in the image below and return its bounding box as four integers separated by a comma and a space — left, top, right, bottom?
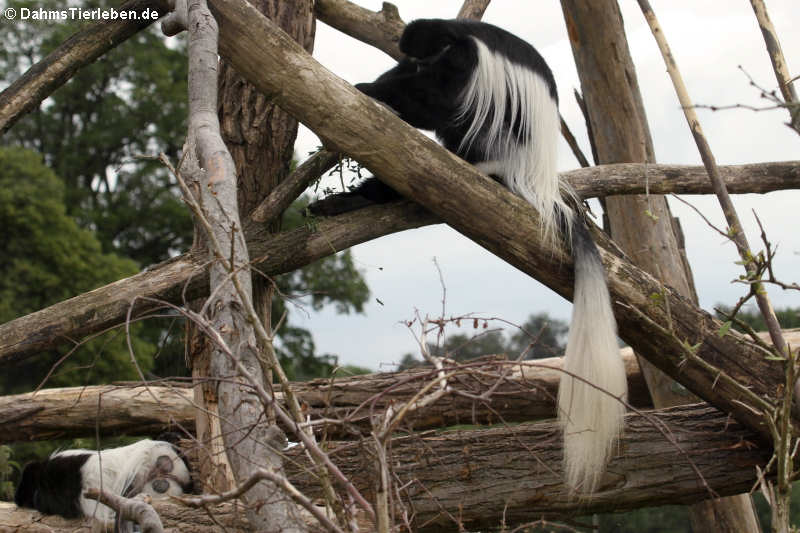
190, 0, 315, 495
184, 0, 308, 529
561, 1, 760, 529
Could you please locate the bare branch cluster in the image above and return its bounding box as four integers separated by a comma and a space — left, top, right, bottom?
0, 0, 798, 530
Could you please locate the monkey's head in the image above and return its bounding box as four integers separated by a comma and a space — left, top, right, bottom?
399, 19, 462, 61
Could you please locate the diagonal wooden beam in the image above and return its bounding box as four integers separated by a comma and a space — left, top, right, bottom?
204, 0, 785, 440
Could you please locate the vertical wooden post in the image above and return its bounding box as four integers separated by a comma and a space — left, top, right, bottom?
560, 1, 760, 530
189, 0, 315, 502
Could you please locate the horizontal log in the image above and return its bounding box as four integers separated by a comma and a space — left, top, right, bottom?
2, 158, 797, 368
2, 404, 769, 531
0, 202, 436, 366
3, 321, 797, 443
283, 403, 769, 530
565, 160, 800, 197
0, 0, 795, 450
0, 500, 252, 532
0, 384, 196, 443
0, 350, 652, 443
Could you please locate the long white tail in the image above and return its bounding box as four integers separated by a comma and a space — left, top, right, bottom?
458, 33, 627, 493
558, 218, 627, 493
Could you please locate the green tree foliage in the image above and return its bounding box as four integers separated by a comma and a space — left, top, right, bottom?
717, 305, 800, 332
0, 445, 17, 501
1, 0, 192, 266
0, 147, 154, 392
0, 3, 369, 383
273, 200, 369, 380
398, 313, 568, 369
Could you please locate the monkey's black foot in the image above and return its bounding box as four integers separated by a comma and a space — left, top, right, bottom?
307, 177, 402, 216
307, 194, 377, 217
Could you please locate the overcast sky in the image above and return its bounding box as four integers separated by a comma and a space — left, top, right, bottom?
290, 0, 800, 371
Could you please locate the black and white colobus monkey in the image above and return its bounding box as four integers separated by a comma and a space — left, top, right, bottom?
312, 18, 626, 492
14, 439, 192, 528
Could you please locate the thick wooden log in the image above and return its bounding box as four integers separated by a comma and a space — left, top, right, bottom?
0, 202, 435, 366
315, 0, 405, 60
0, 501, 252, 532
0, 350, 652, 443
284, 404, 769, 530
0, 384, 195, 443
5, 331, 798, 443
0, 405, 772, 531
0, 0, 795, 446
568, 160, 799, 197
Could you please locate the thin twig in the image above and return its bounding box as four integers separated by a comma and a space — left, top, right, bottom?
178, 468, 346, 533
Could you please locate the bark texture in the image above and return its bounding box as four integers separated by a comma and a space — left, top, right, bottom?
0, 0, 792, 447
0, 405, 773, 531
190, 0, 315, 498
315, 0, 405, 60
6, 333, 799, 444
283, 404, 769, 530
0, 348, 655, 443
0, 501, 252, 532
185, 0, 306, 529
562, 2, 760, 529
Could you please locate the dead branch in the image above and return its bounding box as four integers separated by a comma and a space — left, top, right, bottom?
0, 351, 646, 443
567, 160, 798, 197
0, 0, 169, 135
749, 0, 800, 131
178, 468, 345, 533
83, 489, 164, 533
249, 149, 340, 223
314, 0, 405, 60
282, 404, 769, 530
456, 0, 491, 20
0, 500, 253, 533
0, 383, 196, 443
0, 201, 435, 366
0, 0, 797, 450
563, 2, 758, 529
636, 1, 788, 362
182, 1, 308, 528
